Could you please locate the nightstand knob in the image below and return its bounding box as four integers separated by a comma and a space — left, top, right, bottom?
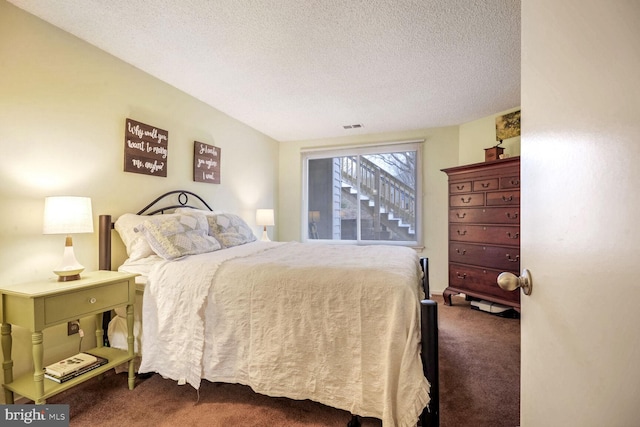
89, 297, 97, 304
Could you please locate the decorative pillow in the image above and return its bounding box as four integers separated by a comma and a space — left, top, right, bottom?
135, 213, 221, 260
176, 208, 257, 248
207, 213, 257, 248
114, 214, 156, 261
174, 207, 214, 215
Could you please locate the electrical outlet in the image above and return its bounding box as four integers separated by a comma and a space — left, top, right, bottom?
67, 320, 80, 336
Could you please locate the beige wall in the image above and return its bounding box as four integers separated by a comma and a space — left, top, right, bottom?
459, 107, 521, 165
0, 1, 278, 397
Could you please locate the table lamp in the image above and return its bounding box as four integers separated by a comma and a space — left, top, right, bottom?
43, 196, 94, 281
256, 209, 274, 242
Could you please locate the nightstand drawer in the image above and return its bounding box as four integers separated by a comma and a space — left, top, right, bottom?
45, 281, 130, 324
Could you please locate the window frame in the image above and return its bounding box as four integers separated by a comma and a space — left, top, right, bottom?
301, 140, 423, 247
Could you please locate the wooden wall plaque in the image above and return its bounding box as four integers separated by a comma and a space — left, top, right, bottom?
193, 141, 221, 184
124, 118, 169, 177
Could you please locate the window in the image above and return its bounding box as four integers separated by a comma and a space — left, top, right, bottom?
302, 141, 422, 246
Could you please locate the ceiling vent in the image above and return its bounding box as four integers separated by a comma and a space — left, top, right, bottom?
343, 124, 364, 130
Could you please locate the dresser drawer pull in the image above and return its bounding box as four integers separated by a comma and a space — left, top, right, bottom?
506, 254, 520, 262
456, 184, 466, 190
461, 197, 472, 204
456, 248, 467, 255
456, 212, 466, 219
456, 273, 467, 280
502, 195, 514, 202
510, 179, 520, 186
89, 297, 97, 304
481, 182, 490, 188
507, 232, 520, 239
506, 212, 519, 219
456, 229, 467, 236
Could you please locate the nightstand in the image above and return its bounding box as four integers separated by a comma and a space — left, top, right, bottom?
0, 270, 137, 404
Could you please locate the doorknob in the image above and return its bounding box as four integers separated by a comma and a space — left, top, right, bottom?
497, 269, 532, 295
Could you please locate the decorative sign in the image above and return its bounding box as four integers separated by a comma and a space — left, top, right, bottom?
193, 141, 221, 184
495, 110, 521, 142
124, 118, 168, 177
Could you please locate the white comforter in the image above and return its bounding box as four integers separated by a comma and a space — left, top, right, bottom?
139, 241, 430, 427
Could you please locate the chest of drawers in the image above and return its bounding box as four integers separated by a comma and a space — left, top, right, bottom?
442, 157, 521, 310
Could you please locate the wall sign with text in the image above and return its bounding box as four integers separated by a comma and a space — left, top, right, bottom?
193, 141, 221, 184
124, 118, 169, 177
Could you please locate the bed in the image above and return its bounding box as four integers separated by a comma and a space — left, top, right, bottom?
98, 190, 439, 427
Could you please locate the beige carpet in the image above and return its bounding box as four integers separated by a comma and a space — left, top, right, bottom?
42, 295, 519, 426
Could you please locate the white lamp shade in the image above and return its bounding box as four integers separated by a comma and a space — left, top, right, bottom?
256, 209, 275, 226
43, 196, 94, 235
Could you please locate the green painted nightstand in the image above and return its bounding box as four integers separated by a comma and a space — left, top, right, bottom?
0, 270, 137, 404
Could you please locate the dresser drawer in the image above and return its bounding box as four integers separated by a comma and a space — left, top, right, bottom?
472, 178, 499, 192
500, 175, 520, 189
449, 181, 472, 194
449, 264, 520, 303
486, 190, 520, 206
450, 193, 485, 207
45, 281, 130, 324
449, 243, 520, 271
449, 207, 520, 224
450, 224, 520, 245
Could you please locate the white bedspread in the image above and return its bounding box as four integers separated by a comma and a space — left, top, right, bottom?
139, 241, 430, 427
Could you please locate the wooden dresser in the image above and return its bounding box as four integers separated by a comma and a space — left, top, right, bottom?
442, 157, 521, 310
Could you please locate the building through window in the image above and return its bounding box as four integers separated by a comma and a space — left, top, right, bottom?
302, 141, 422, 246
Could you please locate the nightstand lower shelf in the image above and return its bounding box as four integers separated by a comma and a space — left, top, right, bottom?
4, 346, 134, 403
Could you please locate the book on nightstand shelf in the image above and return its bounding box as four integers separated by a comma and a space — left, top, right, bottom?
45, 353, 109, 383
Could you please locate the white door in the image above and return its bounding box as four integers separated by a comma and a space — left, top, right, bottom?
521, 1, 640, 425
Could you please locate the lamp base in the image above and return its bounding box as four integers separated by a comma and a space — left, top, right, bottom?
54, 267, 84, 282
57, 273, 81, 282
52, 237, 85, 282
261, 228, 271, 242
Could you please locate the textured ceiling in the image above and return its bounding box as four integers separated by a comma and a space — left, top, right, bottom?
8, 0, 521, 142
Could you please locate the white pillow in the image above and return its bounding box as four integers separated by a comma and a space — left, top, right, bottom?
135, 213, 221, 260
118, 254, 162, 279
114, 213, 157, 261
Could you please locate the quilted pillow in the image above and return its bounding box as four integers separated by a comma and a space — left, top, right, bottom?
135, 213, 221, 260
176, 209, 257, 248
207, 213, 257, 248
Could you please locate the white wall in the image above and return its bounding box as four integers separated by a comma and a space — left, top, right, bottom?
278, 127, 460, 296
521, 1, 640, 425
0, 1, 278, 398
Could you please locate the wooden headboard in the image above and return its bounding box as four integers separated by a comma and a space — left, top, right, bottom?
98, 190, 214, 271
